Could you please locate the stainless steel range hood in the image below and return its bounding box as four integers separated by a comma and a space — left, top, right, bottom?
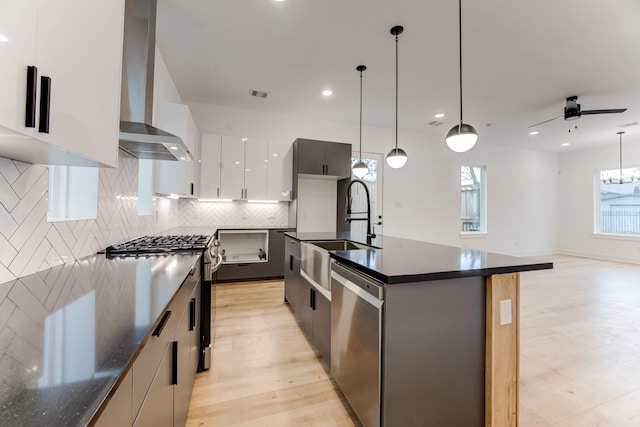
119, 0, 191, 161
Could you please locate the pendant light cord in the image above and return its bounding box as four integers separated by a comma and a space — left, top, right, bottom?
395, 33, 399, 150
619, 131, 624, 183
458, 0, 463, 127
359, 68, 363, 160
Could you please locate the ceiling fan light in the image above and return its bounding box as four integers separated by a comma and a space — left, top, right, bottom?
386, 147, 407, 168
446, 123, 478, 153
352, 160, 369, 178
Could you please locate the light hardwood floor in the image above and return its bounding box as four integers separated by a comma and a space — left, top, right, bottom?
187, 256, 640, 426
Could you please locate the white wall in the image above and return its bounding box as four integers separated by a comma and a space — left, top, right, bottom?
189, 102, 560, 256
559, 142, 640, 263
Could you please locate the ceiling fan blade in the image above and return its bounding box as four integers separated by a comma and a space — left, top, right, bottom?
528, 115, 563, 128
580, 108, 627, 115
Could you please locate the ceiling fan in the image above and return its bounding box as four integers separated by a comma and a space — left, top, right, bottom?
528, 95, 627, 129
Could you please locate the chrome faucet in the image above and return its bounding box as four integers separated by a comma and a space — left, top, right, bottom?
346, 179, 376, 240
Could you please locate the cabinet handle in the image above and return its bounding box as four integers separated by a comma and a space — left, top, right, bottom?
25, 66, 37, 128
152, 310, 172, 337
289, 255, 293, 270
217, 187, 220, 198
190, 183, 194, 195
189, 298, 196, 331
244, 188, 248, 199
171, 341, 178, 385
309, 288, 315, 309
38, 76, 51, 133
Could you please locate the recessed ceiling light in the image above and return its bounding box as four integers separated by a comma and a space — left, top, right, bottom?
561, 142, 570, 147
0, 35, 8, 42
169, 146, 178, 150
434, 113, 445, 119
272, 0, 285, 2
322, 89, 333, 97
529, 131, 539, 135
272, 153, 279, 157
179, 157, 186, 160
235, 161, 240, 165
241, 137, 248, 141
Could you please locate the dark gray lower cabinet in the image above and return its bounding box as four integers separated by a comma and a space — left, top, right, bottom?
133, 343, 174, 427
299, 278, 314, 335
96, 263, 201, 427
297, 277, 331, 365
94, 370, 132, 427
216, 229, 289, 282
313, 291, 331, 364
283, 237, 301, 314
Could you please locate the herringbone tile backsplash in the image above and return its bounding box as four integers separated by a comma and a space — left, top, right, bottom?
0, 154, 288, 284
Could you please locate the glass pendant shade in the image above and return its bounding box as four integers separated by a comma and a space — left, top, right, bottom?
386, 147, 408, 168
445, 123, 478, 153
352, 160, 368, 178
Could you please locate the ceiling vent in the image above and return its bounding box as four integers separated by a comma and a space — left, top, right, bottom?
429, 121, 443, 126
251, 90, 269, 98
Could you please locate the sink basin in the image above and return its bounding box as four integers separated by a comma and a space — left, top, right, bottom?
310, 240, 370, 251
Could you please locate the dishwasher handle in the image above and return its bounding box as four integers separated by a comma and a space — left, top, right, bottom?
331, 270, 384, 309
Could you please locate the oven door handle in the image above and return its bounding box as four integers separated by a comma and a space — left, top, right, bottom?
211, 254, 223, 273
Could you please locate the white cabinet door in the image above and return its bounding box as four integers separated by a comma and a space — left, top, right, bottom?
244, 137, 267, 200
267, 139, 292, 201
154, 103, 198, 196
199, 134, 222, 199
35, 0, 124, 167
0, 0, 38, 135
220, 135, 246, 200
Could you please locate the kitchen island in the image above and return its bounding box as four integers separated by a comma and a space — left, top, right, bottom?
0, 252, 201, 426
285, 231, 553, 427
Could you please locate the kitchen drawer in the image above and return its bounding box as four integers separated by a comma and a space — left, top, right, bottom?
285, 237, 301, 259
132, 305, 179, 422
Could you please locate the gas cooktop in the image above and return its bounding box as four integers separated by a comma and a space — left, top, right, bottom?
104, 235, 212, 256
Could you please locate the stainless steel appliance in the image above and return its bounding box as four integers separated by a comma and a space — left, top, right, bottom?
330, 260, 383, 427
300, 240, 369, 291
104, 234, 222, 371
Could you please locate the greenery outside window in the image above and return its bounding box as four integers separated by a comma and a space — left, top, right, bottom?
460, 165, 486, 233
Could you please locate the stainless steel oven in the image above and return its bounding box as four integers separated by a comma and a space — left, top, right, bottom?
103, 234, 221, 371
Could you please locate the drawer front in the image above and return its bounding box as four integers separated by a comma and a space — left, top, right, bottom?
285, 237, 301, 259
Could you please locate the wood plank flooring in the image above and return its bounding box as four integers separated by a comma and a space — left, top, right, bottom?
187, 256, 640, 426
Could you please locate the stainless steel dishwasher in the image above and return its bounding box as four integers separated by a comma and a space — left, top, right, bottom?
330, 260, 384, 427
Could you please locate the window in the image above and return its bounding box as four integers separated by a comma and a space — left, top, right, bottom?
460, 165, 486, 233
597, 167, 640, 235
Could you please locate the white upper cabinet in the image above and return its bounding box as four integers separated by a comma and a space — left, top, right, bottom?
0, 0, 38, 136
199, 134, 221, 199
267, 139, 292, 201
244, 137, 268, 201
154, 102, 199, 196
217, 136, 268, 200
0, 0, 124, 167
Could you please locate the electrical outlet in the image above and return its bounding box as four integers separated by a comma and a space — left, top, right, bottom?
499, 299, 512, 325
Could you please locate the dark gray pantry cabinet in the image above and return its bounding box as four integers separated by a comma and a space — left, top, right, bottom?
95, 263, 201, 427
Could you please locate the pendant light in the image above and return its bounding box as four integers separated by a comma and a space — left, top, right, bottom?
386, 25, 408, 169
352, 65, 369, 178
445, 0, 478, 153
602, 131, 636, 184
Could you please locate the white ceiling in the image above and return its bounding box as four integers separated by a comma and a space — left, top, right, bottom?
156, 0, 640, 152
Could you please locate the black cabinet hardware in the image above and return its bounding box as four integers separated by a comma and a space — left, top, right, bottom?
289, 254, 293, 270
171, 341, 178, 385
190, 183, 194, 195
152, 310, 172, 337
309, 288, 317, 310
25, 66, 37, 128
189, 298, 196, 331
38, 76, 51, 133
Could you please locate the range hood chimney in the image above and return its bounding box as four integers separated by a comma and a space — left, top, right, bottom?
119, 0, 191, 161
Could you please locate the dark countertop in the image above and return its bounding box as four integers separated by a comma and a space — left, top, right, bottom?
0, 252, 201, 426
285, 232, 553, 284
